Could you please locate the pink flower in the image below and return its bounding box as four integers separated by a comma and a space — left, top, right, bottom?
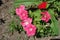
21, 18, 32, 29
25, 24, 36, 36
19, 5, 25, 10
16, 5, 25, 16
16, 5, 28, 20
19, 10, 28, 20
41, 11, 51, 22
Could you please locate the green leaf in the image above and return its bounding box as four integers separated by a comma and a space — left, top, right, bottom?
33, 9, 41, 20
29, 10, 33, 18
47, 0, 55, 3
32, 10, 41, 29
9, 20, 17, 32
32, 9, 43, 34
15, 0, 42, 2
48, 9, 59, 35
14, 2, 40, 8
46, 4, 50, 8
14, 0, 42, 8
9, 18, 23, 33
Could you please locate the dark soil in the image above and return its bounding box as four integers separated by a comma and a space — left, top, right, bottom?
0, 0, 60, 40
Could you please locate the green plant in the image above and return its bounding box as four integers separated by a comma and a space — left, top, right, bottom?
9, 0, 60, 37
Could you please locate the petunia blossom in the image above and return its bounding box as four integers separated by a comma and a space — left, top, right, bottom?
21, 18, 32, 30
41, 11, 51, 22
16, 5, 25, 16
25, 24, 36, 36
19, 10, 28, 20
16, 5, 28, 20
19, 5, 25, 10
38, 2, 47, 9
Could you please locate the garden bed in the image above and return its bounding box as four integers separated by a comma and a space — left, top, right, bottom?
0, 0, 60, 40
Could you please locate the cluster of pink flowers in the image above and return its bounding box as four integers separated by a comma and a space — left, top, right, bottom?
16, 5, 36, 36
15, 2, 51, 36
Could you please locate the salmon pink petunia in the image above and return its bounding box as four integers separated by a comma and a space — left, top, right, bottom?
25, 24, 36, 36
41, 11, 51, 22
38, 2, 47, 9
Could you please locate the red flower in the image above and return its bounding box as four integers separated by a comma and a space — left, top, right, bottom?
38, 2, 47, 9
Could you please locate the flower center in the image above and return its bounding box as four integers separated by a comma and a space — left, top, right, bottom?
44, 15, 46, 18
30, 28, 32, 31
22, 14, 25, 16
25, 22, 29, 25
